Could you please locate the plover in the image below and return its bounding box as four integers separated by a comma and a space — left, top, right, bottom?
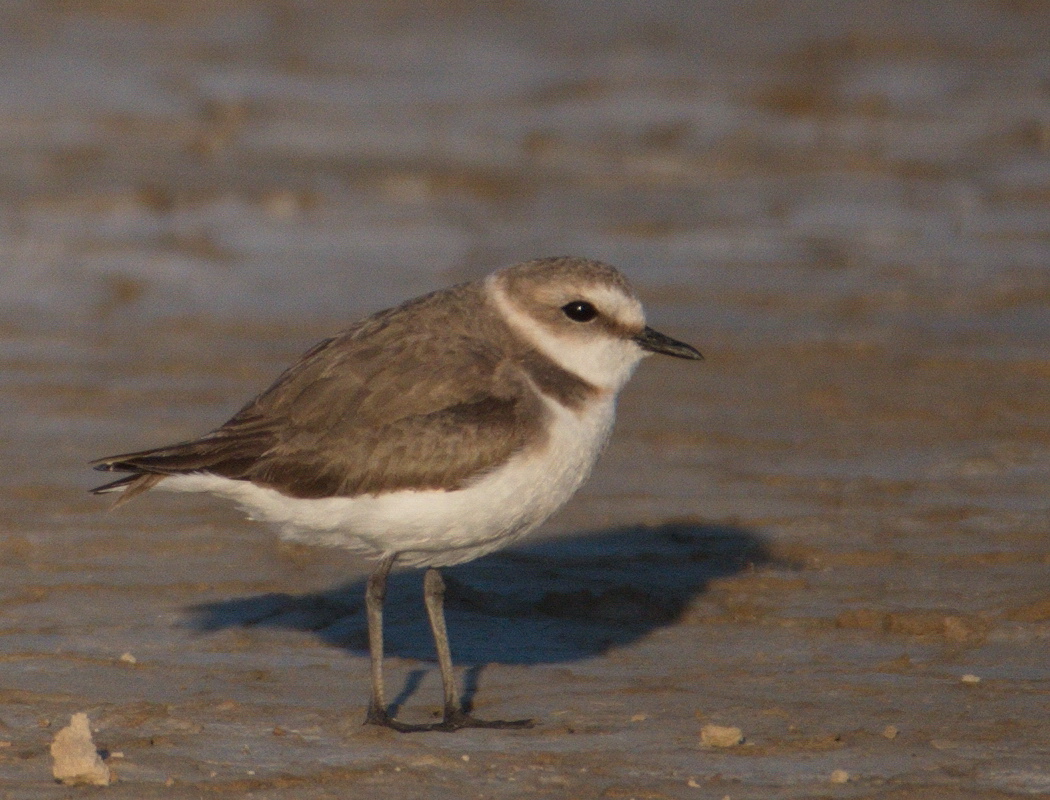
92, 256, 702, 732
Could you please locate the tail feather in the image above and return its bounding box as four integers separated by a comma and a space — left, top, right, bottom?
90, 473, 165, 508
91, 432, 271, 477
90, 430, 273, 507
90, 474, 140, 494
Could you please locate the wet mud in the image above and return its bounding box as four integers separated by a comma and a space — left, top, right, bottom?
0, 1, 1048, 797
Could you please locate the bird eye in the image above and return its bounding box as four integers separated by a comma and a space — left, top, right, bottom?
561, 300, 598, 322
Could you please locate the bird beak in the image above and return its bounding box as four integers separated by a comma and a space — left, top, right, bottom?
633, 326, 703, 360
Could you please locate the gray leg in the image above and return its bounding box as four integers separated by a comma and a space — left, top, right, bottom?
363, 557, 466, 732
363, 560, 533, 732
423, 567, 534, 731
423, 568, 458, 717
364, 554, 396, 727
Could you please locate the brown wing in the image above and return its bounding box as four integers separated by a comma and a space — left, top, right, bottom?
92, 285, 544, 499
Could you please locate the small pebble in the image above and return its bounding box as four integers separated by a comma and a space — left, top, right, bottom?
830, 769, 850, 784
961, 674, 981, 684
630, 713, 647, 722
262, 190, 301, 218
882, 725, 899, 740
119, 652, 137, 665
700, 724, 744, 748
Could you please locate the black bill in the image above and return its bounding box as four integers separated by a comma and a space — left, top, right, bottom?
633, 326, 703, 360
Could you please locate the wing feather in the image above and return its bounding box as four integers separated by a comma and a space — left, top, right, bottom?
92, 284, 545, 500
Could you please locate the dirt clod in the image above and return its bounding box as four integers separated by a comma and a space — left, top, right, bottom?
700, 724, 744, 748
50, 713, 111, 787
829, 769, 850, 784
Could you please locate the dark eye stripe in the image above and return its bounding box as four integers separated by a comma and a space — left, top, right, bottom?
562, 300, 598, 322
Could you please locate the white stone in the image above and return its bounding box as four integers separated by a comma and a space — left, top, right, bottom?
50, 713, 111, 786
699, 724, 744, 748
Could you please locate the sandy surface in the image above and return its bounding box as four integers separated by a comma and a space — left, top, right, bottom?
1, 1, 1048, 797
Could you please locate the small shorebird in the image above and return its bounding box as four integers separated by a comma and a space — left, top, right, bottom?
92, 256, 702, 732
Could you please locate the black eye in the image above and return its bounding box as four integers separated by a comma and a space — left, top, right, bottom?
562, 300, 598, 322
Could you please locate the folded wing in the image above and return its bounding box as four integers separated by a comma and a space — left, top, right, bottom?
93, 297, 542, 503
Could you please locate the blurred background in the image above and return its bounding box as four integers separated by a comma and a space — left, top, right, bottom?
3, 0, 1047, 333
0, 1, 1048, 796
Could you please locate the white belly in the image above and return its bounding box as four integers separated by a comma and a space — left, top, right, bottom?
159, 394, 617, 567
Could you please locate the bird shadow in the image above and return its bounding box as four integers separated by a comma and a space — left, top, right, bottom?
189, 521, 777, 672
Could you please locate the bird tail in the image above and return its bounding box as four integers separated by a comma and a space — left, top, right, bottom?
90, 429, 270, 507
90, 440, 206, 507
89, 472, 165, 508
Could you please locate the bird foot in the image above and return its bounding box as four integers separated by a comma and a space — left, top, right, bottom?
437, 708, 534, 731
364, 707, 433, 733
364, 706, 533, 733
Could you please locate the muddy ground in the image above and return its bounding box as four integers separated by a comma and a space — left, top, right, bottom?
0, 1, 1048, 797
